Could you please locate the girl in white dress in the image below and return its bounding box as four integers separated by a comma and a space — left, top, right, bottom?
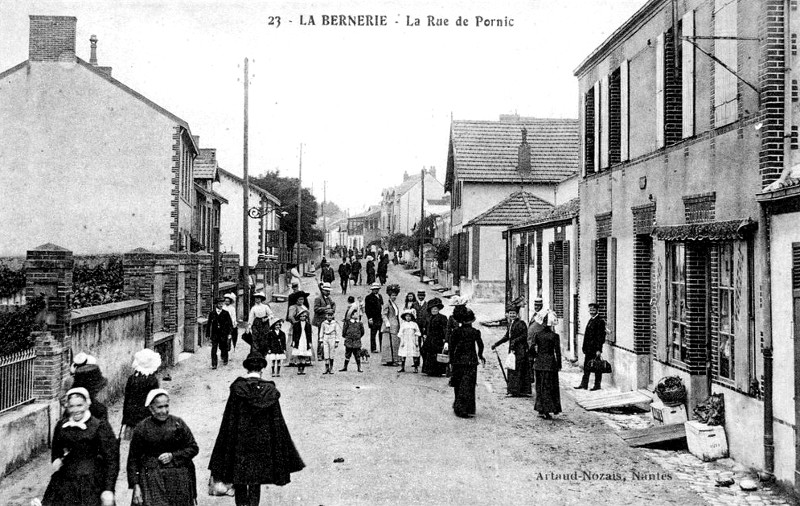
397, 308, 421, 373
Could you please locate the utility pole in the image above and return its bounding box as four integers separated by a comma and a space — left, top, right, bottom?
242, 57, 250, 316
296, 144, 303, 271
323, 181, 327, 257
420, 167, 425, 283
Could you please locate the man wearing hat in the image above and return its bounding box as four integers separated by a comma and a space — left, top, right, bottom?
338, 259, 351, 294
209, 350, 305, 505
223, 293, 239, 350
575, 302, 607, 391
320, 261, 336, 285
208, 297, 235, 369
365, 282, 384, 353
415, 289, 430, 344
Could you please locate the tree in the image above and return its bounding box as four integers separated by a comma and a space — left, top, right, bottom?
411, 214, 439, 247
251, 171, 323, 253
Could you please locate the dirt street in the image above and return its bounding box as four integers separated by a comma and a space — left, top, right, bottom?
3, 262, 713, 505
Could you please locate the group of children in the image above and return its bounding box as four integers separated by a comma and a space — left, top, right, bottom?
250, 300, 368, 377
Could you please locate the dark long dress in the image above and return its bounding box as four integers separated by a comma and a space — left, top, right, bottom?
421, 313, 448, 376
208, 376, 305, 486
42, 416, 119, 506
366, 260, 376, 284
449, 323, 484, 417
122, 372, 160, 429
493, 319, 532, 396
531, 329, 563, 415
127, 415, 198, 506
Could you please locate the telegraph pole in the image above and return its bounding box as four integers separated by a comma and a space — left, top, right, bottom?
419, 167, 425, 283
323, 181, 327, 257
296, 144, 303, 270
242, 57, 250, 316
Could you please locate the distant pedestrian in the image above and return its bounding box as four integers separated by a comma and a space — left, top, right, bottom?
224, 293, 239, 350
289, 265, 302, 287
285, 290, 310, 366
313, 282, 336, 362
208, 350, 305, 506
338, 260, 351, 294
445, 296, 470, 382
415, 289, 430, 342
531, 311, 562, 419
320, 309, 341, 374
320, 263, 336, 285
291, 308, 313, 375
127, 389, 198, 506
40, 387, 119, 506
340, 313, 365, 372
574, 302, 606, 391
381, 284, 401, 366
121, 348, 161, 440
265, 318, 287, 378
397, 309, 421, 373
208, 297, 234, 369
365, 282, 384, 353
351, 257, 362, 285
377, 255, 389, 285
448, 310, 485, 418
247, 291, 275, 365
491, 303, 532, 397
365, 256, 376, 285
421, 298, 447, 377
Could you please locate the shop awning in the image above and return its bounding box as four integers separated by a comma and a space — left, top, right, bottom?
651, 218, 757, 241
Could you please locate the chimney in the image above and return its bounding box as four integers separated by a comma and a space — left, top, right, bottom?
428, 166, 436, 179
89, 34, 98, 65
29, 16, 77, 62
403, 171, 409, 181
517, 127, 531, 177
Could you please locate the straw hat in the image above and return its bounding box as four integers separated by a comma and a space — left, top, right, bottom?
320, 282, 332, 291
224, 293, 237, 302
253, 291, 267, 301
370, 282, 381, 290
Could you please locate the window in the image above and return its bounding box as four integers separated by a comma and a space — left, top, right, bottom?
714, 0, 738, 126
669, 243, 688, 362
717, 242, 734, 380
682, 10, 696, 137
608, 68, 621, 166
584, 87, 595, 174
595, 237, 608, 319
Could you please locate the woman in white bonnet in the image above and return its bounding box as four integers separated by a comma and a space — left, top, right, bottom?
121, 348, 161, 439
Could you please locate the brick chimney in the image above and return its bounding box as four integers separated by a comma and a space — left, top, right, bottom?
29, 15, 77, 62
517, 127, 531, 177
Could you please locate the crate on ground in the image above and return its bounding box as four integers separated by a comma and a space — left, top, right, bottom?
650, 400, 687, 426
684, 420, 728, 461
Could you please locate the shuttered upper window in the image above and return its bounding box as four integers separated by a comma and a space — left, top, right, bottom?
714, 0, 738, 127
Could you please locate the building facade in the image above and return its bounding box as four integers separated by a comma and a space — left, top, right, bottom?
0, 16, 200, 255
575, 0, 788, 484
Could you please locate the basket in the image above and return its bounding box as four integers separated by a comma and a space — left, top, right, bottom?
655, 376, 687, 406
436, 352, 450, 364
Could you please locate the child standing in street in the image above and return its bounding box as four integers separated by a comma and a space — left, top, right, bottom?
320, 309, 341, 374
340, 314, 365, 372
292, 308, 313, 375
265, 317, 287, 377
398, 308, 421, 373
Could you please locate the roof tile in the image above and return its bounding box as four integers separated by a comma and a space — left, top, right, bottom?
465, 191, 553, 227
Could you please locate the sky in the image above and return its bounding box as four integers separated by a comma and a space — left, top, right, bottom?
0, 0, 645, 214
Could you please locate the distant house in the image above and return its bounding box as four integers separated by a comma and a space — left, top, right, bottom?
445, 115, 579, 294
213, 168, 281, 269
381, 168, 444, 237
0, 16, 204, 254
192, 148, 228, 251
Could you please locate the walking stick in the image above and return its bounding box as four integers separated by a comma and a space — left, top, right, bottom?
494, 348, 508, 384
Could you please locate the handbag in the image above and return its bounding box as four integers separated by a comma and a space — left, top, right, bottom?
588, 357, 612, 374
436, 346, 450, 364
504, 351, 516, 371
208, 475, 235, 496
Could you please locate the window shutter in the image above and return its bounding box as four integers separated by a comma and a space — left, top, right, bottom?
601, 75, 610, 169
549, 243, 556, 311
608, 237, 617, 343
682, 10, 695, 138
793, 243, 800, 342
471, 226, 480, 279
563, 240, 572, 341
594, 82, 601, 172
656, 32, 665, 148
620, 60, 629, 161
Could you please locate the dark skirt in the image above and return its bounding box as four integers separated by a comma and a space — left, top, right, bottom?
507, 355, 532, 396
42, 471, 102, 506
534, 370, 562, 415
451, 364, 477, 417
421, 343, 446, 376
251, 317, 270, 352
138, 465, 195, 506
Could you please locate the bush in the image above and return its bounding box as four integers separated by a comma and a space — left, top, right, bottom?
72, 256, 127, 309
0, 295, 46, 355
0, 265, 26, 298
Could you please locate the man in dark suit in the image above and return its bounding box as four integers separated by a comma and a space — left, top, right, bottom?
364, 282, 384, 353
575, 302, 606, 390
207, 297, 235, 369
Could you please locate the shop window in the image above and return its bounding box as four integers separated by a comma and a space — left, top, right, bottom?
717, 242, 734, 380
669, 242, 688, 363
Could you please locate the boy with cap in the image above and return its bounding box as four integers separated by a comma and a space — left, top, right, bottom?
319, 309, 341, 374
365, 282, 384, 353
207, 297, 235, 369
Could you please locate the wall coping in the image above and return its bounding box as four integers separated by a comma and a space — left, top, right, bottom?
71, 299, 149, 325
153, 331, 175, 345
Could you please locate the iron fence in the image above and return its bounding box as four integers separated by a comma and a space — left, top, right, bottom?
0, 348, 36, 413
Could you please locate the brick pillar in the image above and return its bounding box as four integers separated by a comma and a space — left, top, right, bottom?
123, 248, 156, 347
184, 254, 199, 352
758, 0, 786, 187
684, 243, 708, 375
26, 243, 73, 400
197, 252, 212, 316
155, 254, 179, 333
